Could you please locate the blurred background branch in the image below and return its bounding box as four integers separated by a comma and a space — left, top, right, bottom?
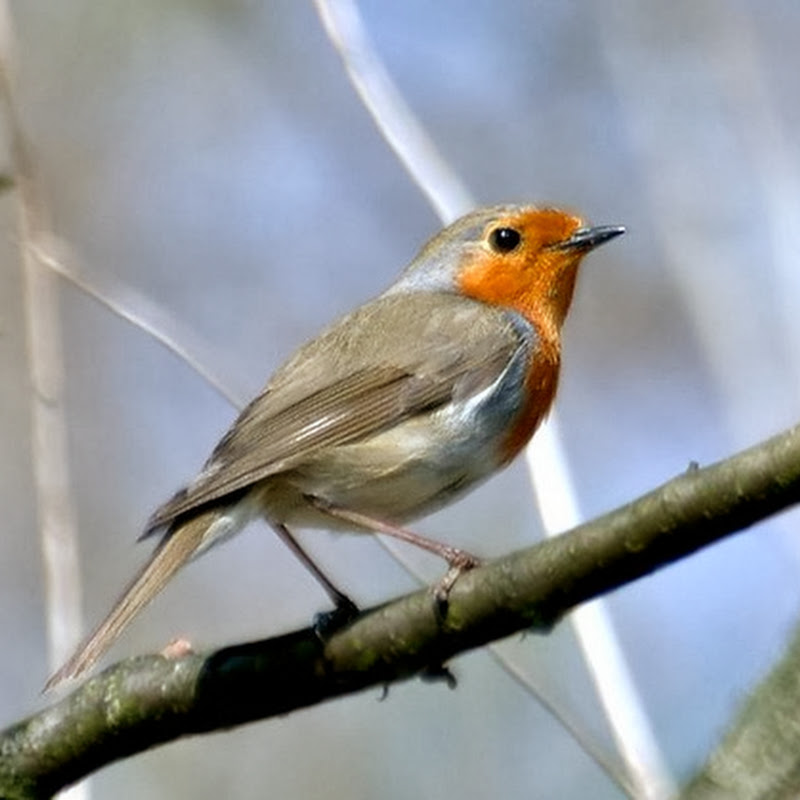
0, 14, 88, 800
0, 0, 83, 685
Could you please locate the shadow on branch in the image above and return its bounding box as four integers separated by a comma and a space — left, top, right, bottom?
2, 422, 800, 799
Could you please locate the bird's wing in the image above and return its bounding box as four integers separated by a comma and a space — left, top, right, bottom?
145, 293, 525, 531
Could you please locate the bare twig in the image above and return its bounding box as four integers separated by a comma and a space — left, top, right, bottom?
0, 8, 89, 798
313, 0, 472, 223
35, 242, 243, 409
528, 420, 677, 799
0, 0, 84, 696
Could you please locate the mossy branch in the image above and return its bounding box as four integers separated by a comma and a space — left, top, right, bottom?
2, 423, 800, 799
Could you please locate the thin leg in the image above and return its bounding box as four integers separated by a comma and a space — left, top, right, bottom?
310, 499, 481, 570
309, 498, 480, 610
269, 521, 356, 612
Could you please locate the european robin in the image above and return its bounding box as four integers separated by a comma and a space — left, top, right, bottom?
46, 204, 624, 688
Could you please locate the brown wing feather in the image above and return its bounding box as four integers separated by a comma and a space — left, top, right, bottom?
146, 293, 524, 532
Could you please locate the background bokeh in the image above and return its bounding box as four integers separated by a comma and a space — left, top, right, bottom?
3, 1, 800, 797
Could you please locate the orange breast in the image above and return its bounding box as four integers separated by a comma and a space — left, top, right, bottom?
452, 208, 584, 464
499, 346, 559, 464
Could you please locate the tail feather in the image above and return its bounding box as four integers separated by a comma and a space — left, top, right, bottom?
44, 513, 212, 691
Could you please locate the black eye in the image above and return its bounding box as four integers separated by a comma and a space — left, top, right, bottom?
489, 227, 521, 253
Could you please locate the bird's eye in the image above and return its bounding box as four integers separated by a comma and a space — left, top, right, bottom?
488, 227, 521, 253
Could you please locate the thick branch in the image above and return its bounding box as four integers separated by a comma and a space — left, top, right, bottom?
2, 423, 800, 798
680, 617, 800, 800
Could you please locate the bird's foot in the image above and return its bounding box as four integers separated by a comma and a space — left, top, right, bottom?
420, 662, 458, 689
313, 595, 360, 639
433, 549, 481, 619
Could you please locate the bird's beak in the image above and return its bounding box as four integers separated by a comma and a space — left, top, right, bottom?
555, 225, 626, 252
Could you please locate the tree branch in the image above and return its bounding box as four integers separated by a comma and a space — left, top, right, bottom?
680, 618, 800, 800
2, 422, 800, 798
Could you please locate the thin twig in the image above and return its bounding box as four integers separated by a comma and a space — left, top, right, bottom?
527, 420, 677, 799
313, 0, 472, 224
0, 0, 84, 703
34, 242, 244, 409
0, 5, 89, 800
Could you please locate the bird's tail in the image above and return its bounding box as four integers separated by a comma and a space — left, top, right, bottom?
44, 510, 216, 691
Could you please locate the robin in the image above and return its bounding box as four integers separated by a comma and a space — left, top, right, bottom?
46, 204, 624, 688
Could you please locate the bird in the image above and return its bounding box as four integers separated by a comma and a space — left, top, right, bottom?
45, 204, 624, 689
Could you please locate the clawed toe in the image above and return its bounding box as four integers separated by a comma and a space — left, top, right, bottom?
432, 550, 481, 619
313, 596, 360, 639
420, 662, 457, 689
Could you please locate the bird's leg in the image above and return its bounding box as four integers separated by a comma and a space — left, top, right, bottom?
269, 522, 359, 632
309, 498, 481, 611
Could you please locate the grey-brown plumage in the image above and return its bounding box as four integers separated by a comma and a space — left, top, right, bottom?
147, 293, 525, 529
46, 205, 623, 689
46, 293, 528, 690
45, 511, 219, 689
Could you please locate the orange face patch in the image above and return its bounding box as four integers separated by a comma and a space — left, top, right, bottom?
455, 208, 586, 349
455, 208, 590, 462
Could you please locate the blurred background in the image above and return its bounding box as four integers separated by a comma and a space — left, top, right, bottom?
3, 1, 800, 797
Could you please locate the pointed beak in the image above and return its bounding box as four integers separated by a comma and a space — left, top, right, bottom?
555, 225, 626, 252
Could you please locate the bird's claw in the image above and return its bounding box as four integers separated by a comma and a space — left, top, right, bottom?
421, 662, 457, 689
313, 596, 360, 639
160, 637, 195, 660
432, 550, 481, 620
